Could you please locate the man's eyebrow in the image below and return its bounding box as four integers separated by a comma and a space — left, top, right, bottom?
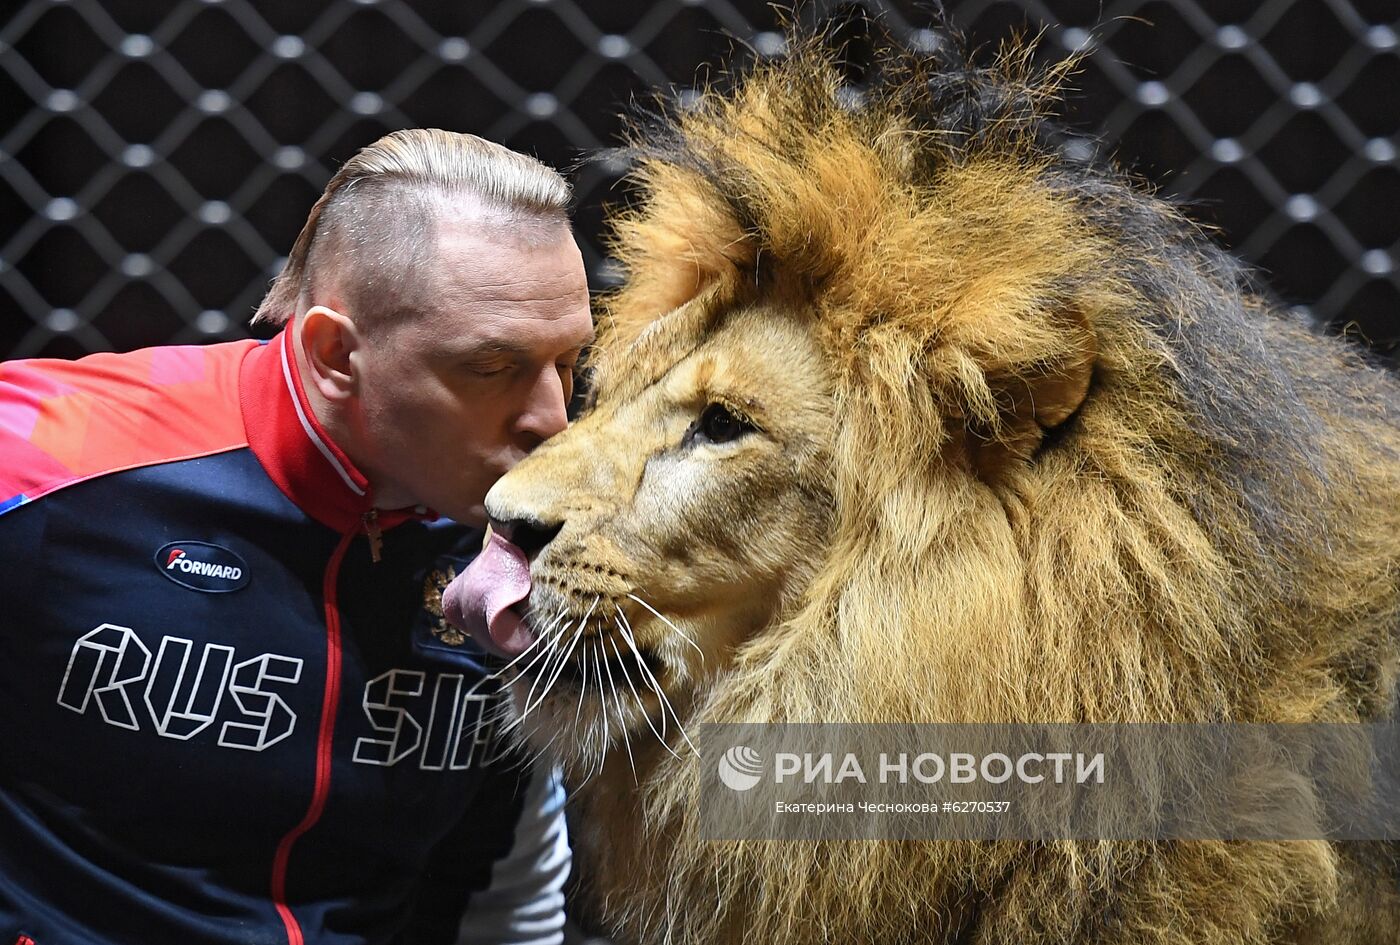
450, 332, 597, 359
454, 338, 532, 357
552, 331, 598, 353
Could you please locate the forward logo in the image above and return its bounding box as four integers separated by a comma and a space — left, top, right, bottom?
154, 540, 249, 593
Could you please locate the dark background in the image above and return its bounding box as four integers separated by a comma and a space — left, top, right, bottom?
1, 0, 1397, 365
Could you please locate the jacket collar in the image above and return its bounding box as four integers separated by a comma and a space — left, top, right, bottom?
239, 326, 431, 534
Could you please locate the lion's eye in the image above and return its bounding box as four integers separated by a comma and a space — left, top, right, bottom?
691, 403, 752, 446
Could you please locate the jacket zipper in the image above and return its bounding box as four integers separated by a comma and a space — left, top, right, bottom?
269, 526, 355, 945
363, 508, 382, 563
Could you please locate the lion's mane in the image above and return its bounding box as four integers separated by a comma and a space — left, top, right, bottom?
573, 21, 1400, 945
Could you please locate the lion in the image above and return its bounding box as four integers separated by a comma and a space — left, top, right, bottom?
443, 21, 1400, 945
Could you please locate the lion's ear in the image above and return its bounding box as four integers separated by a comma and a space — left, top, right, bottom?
964, 306, 1097, 478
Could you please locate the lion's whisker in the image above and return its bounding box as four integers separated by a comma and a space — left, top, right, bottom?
515, 620, 572, 723
512, 717, 566, 778
509, 610, 568, 683
520, 615, 591, 728
505, 619, 583, 740
574, 626, 591, 723
465, 705, 510, 756
626, 592, 704, 659
534, 596, 597, 707
478, 690, 515, 729
651, 681, 697, 757
591, 634, 610, 779
511, 596, 600, 732
617, 608, 697, 756
488, 605, 567, 680
617, 609, 664, 738
611, 618, 683, 761
504, 621, 569, 720
495, 607, 571, 679
607, 627, 660, 778
596, 643, 607, 726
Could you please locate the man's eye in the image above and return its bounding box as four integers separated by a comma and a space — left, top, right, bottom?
466, 364, 509, 378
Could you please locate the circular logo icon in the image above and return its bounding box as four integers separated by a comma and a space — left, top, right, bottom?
718, 745, 764, 791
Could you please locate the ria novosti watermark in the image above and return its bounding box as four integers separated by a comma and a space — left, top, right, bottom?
698, 723, 1400, 841
720, 744, 1104, 790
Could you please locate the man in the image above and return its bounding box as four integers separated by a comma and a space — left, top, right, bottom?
0, 129, 595, 945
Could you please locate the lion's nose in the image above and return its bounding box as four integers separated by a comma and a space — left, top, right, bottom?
490, 515, 564, 558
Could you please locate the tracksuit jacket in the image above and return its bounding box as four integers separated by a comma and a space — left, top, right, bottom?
0, 328, 569, 945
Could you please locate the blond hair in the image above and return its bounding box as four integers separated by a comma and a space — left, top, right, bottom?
252, 128, 573, 326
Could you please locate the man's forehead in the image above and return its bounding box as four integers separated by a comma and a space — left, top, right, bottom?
396, 213, 591, 345
431, 217, 584, 297
422, 286, 593, 358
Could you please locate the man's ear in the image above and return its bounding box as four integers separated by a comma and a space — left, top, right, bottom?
299, 305, 362, 402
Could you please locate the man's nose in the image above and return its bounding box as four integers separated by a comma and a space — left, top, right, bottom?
515, 364, 569, 444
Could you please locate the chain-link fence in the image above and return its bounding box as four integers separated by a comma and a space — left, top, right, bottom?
2, 0, 1396, 364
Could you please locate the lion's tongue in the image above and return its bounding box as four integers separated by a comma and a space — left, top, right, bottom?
441, 531, 534, 659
